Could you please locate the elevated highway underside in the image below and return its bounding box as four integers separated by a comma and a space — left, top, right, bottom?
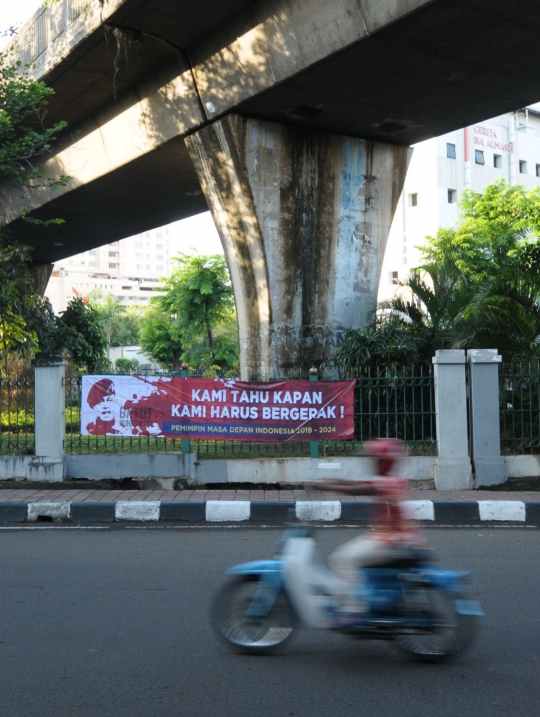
5, 0, 540, 262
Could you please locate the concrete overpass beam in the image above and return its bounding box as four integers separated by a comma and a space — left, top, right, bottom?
186, 115, 409, 380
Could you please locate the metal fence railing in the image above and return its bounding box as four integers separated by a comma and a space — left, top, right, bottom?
500, 363, 540, 454
0, 376, 35, 456
64, 368, 436, 458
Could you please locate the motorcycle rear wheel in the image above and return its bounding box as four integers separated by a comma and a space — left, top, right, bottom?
394, 588, 478, 663
211, 575, 296, 654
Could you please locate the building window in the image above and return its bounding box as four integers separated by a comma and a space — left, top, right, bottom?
494, 154, 502, 169
108, 251, 118, 257
108, 263, 117, 269
448, 189, 457, 204
519, 160, 527, 174
475, 150, 485, 165
408, 193, 418, 207
89, 261, 97, 267
389, 271, 399, 285
157, 266, 164, 272
88, 250, 96, 256
156, 244, 164, 250
536, 164, 540, 177
446, 143, 456, 159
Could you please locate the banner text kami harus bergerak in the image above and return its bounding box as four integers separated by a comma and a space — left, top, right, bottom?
80, 377, 355, 440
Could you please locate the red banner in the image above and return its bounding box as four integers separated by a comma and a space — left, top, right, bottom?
81, 376, 355, 441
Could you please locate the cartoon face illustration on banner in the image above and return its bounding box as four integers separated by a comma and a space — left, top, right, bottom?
85, 378, 126, 435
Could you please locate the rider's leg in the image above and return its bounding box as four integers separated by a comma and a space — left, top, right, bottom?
328, 536, 396, 612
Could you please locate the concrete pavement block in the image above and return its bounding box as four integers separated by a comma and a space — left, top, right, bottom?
524, 501, 540, 525
250, 501, 295, 521
70, 502, 115, 523
27, 501, 70, 522
115, 501, 160, 521
0, 502, 28, 523
401, 500, 435, 521
159, 502, 205, 521
478, 500, 525, 522
433, 501, 480, 523
340, 502, 371, 521
296, 501, 341, 521
206, 501, 250, 522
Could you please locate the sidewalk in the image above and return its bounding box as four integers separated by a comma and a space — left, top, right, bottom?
0, 488, 538, 524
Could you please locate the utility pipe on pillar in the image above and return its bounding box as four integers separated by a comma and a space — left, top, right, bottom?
463, 127, 471, 189
509, 114, 516, 187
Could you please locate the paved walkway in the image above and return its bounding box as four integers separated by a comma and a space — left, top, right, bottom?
0, 488, 538, 524
0, 488, 538, 502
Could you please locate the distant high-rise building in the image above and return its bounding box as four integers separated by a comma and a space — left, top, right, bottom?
45, 214, 224, 314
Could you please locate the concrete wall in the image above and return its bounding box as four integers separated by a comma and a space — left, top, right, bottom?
0, 453, 539, 486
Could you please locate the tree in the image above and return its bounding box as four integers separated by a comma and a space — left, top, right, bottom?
0, 241, 39, 376
386, 180, 540, 363
87, 290, 141, 347
55, 298, 109, 373
0, 30, 71, 375
147, 254, 239, 372
0, 43, 69, 222
420, 181, 540, 287
139, 307, 183, 371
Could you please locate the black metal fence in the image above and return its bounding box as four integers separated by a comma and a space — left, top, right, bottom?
500, 362, 540, 454
0, 376, 35, 455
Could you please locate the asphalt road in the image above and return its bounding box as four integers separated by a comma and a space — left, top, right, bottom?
0, 525, 539, 717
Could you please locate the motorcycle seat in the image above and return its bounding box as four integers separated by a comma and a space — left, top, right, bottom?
366, 547, 435, 569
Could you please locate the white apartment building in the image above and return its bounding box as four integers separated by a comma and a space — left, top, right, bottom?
46, 227, 173, 313
379, 106, 540, 301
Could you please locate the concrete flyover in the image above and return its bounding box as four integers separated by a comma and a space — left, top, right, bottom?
3, 0, 540, 377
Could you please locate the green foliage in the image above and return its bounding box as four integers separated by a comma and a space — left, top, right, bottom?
0, 241, 39, 375
383, 180, 540, 364
55, 298, 110, 372
143, 254, 239, 372
332, 318, 426, 377
114, 357, 139, 374
157, 254, 235, 348
0, 48, 69, 221
139, 307, 183, 371
87, 290, 141, 347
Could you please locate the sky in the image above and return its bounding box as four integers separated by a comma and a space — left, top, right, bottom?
0, 0, 224, 258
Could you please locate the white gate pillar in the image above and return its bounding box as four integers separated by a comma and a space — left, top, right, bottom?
432, 350, 473, 490
33, 357, 65, 482
467, 349, 507, 486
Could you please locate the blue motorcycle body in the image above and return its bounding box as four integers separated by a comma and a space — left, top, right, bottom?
212, 529, 482, 662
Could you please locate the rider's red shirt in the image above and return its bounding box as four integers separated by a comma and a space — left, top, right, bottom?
367, 475, 423, 545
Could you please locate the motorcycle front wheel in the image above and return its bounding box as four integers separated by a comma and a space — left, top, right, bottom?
211, 575, 296, 654
394, 588, 479, 663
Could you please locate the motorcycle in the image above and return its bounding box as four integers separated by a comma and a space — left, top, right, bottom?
211, 527, 483, 663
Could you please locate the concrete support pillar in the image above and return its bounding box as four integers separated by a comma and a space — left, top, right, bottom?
467, 349, 507, 486
432, 350, 473, 490
28, 262, 53, 295
33, 357, 65, 482
186, 115, 410, 380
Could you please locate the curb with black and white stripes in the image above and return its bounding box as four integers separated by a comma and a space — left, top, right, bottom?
0, 499, 539, 524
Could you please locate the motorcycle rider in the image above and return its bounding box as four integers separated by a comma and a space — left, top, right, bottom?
313, 439, 425, 622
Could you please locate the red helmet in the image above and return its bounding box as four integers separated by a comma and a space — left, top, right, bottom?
363, 439, 405, 475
